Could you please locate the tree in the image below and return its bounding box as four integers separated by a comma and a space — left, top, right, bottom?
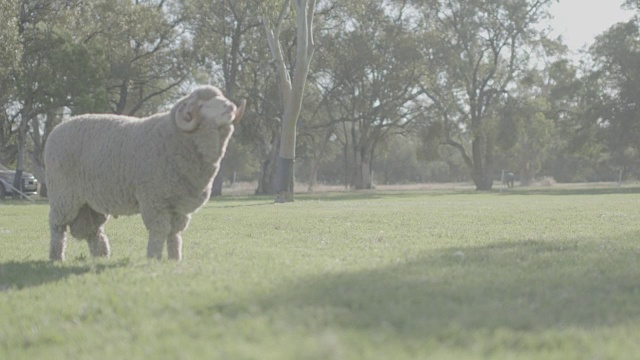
0, 0, 21, 165
262, 0, 317, 202
588, 17, 640, 179
415, 0, 555, 190
1, 0, 191, 196
500, 91, 552, 186
185, 0, 263, 196
11, 0, 80, 194
87, 0, 190, 116
313, 2, 423, 189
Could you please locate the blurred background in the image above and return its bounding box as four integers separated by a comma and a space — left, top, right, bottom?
1, 0, 639, 196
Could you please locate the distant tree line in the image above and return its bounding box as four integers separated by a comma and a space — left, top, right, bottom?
1, 0, 640, 195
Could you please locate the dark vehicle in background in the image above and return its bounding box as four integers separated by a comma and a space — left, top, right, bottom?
0, 164, 38, 199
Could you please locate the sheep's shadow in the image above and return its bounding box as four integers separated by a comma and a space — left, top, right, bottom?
0, 259, 130, 291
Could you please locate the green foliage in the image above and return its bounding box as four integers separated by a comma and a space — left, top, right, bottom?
415, 0, 556, 189
2, 0, 640, 188
3, 187, 640, 358
588, 18, 640, 174
26, 31, 110, 114
312, 1, 424, 189
0, 0, 20, 79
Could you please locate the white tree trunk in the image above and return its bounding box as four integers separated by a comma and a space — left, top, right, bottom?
262, 0, 316, 203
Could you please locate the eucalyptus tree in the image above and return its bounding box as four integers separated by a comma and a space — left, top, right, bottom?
184, 0, 263, 195
314, 2, 423, 189
83, 0, 191, 116
498, 76, 553, 186
8, 0, 102, 193
2, 0, 191, 195
0, 0, 21, 164
588, 15, 640, 179
234, 36, 283, 195
262, 0, 317, 202
495, 36, 579, 186
186, 0, 261, 98
413, 0, 555, 190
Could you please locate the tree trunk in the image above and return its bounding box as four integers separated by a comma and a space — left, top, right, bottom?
351, 146, 373, 190
519, 160, 534, 187
307, 127, 332, 192
470, 131, 494, 191
210, 158, 226, 197
274, 156, 294, 203
263, 0, 316, 203
256, 157, 276, 195
28, 151, 46, 197
353, 160, 373, 189
13, 116, 29, 196
275, 109, 297, 201
307, 158, 319, 192
255, 136, 278, 195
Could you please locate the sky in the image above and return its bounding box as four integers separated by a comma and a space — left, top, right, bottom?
549, 0, 636, 52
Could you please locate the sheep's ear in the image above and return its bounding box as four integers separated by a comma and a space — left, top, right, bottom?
233, 99, 246, 126
174, 98, 201, 133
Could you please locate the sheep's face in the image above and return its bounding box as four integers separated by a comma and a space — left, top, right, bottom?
173, 86, 245, 133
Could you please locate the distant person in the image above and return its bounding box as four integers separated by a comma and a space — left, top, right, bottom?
503, 171, 515, 188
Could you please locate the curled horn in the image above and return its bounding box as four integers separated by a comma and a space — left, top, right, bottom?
233, 99, 246, 126
174, 98, 201, 133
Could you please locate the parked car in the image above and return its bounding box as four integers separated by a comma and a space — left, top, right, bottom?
0, 164, 38, 199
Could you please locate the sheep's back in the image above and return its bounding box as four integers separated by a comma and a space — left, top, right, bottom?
45, 114, 167, 216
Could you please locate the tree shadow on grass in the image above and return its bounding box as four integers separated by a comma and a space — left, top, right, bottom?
210, 185, 640, 206
211, 188, 483, 205
501, 186, 640, 196
218, 236, 640, 340
0, 259, 130, 291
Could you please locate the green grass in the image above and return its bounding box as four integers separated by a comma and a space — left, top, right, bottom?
2, 186, 640, 359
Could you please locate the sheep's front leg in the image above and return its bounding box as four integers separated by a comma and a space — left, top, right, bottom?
168, 214, 191, 261
141, 206, 172, 260
49, 224, 67, 261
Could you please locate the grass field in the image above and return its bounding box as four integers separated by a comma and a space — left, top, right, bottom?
1, 185, 640, 359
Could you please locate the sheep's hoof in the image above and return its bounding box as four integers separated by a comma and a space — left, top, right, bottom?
49, 244, 66, 261
88, 234, 110, 258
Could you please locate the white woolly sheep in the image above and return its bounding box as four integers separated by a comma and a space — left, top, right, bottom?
44, 85, 245, 261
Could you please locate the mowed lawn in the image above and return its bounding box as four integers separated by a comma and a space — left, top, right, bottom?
1, 186, 640, 359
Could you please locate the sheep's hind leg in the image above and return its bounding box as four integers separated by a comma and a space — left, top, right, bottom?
167, 214, 191, 261
70, 205, 111, 258
88, 232, 110, 257
49, 206, 72, 261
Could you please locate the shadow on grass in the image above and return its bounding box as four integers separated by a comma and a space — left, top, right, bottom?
0, 198, 48, 206
257, 190, 479, 203
208, 191, 430, 206
501, 186, 640, 196
212, 236, 640, 338
0, 259, 130, 291
213, 185, 640, 205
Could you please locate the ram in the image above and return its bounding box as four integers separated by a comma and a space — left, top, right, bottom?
44, 86, 245, 261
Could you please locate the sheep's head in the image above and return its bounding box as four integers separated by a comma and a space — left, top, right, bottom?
172, 86, 245, 133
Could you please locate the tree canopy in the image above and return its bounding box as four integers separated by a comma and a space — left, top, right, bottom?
2, 0, 639, 194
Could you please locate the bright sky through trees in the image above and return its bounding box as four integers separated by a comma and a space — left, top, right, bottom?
549, 0, 634, 51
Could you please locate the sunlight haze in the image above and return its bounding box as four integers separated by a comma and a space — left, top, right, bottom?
550, 0, 635, 51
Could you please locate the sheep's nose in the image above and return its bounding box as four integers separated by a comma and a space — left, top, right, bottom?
226, 102, 237, 114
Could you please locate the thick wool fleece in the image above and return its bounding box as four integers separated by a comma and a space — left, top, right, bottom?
44, 85, 241, 261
